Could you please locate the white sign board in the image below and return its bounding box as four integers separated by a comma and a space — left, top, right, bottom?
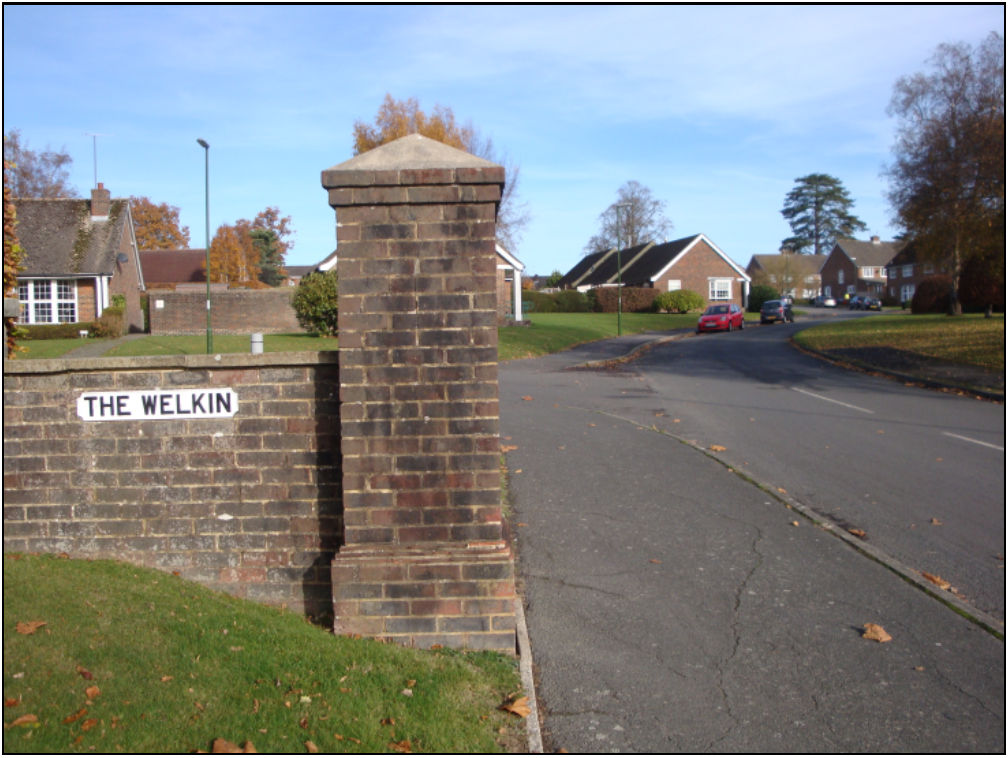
77, 388, 238, 421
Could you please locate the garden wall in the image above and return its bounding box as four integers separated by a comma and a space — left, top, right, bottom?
148, 289, 303, 336
2, 352, 341, 620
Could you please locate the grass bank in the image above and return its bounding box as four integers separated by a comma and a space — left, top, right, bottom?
2, 554, 524, 754
499, 312, 698, 360
793, 313, 1005, 373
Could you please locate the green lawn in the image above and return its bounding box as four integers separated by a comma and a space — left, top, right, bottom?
499, 312, 698, 360
2, 554, 524, 754
9, 338, 91, 360
793, 313, 1005, 372
104, 333, 338, 357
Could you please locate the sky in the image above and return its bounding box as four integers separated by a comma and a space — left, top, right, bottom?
3, 4, 1003, 277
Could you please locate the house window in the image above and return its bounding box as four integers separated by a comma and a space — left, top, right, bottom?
667, 279, 682, 291
901, 284, 915, 302
838, 270, 845, 285
18, 279, 77, 324
923, 263, 934, 275
902, 264, 913, 278
708, 279, 731, 301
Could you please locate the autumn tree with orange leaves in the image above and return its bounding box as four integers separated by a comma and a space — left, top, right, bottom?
352, 94, 528, 252
206, 207, 292, 287
130, 196, 191, 250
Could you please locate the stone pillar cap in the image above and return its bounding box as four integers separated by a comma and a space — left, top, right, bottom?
322, 134, 504, 188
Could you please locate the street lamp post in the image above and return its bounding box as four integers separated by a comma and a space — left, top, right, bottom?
613, 203, 630, 336
197, 138, 212, 353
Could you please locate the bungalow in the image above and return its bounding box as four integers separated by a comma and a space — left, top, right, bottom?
560, 234, 751, 308
14, 184, 146, 332
138, 249, 208, 290
819, 236, 904, 303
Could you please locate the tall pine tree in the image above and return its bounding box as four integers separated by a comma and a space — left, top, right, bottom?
780, 174, 867, 255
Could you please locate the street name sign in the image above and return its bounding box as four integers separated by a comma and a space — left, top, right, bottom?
77, 388, 238, 421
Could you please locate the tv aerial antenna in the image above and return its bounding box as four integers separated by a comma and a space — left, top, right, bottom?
84, 133, 112, 188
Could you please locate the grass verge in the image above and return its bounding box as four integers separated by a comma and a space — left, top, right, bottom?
793, 313, 1005, 372
2, 554, 525, 754
499, 312, 699, 360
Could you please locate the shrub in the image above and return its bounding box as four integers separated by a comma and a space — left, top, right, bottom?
91, 306, 125, 339
911, 275, 953, 314
590, 286, 660, 313
552, 289, 590, 312
20, 322, 92, 340
653, 289, 705, 314
291, 271, 339, 335
521, 290, 557, 313
959, 256, 1005, 313
747, 284, 779, 313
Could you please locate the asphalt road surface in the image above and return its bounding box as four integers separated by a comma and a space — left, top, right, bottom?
500, 320, 1004, 753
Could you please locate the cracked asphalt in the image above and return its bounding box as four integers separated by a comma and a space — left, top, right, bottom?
500, 334, 1005, 753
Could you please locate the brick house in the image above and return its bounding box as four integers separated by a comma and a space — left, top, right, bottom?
746, 250, 826, 301
560, 233, 751, 308
13, 184, 146, 332
884, 242, 949, 305
819, 236, 904, 303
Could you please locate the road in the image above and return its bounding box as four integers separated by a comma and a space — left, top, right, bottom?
634, 314, 1006, 623
500, 319, 1005, 753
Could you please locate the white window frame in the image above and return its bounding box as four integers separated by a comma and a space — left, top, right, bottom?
900, 284, 915, 302
838, 270, 845, 285
667, 279, 682, 292
902, 264, 913, 278
708, 278, 732, 301
18, 279, 78, 324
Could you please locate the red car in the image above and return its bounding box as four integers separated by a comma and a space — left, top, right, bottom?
696, 303, 745, 333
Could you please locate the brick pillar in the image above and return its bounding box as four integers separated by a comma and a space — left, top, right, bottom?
322, 134, 516, 652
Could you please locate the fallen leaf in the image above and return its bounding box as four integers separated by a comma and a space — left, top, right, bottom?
76, 665, 94, 680
521, 396, 533, 401
4, 698, 19, 708
7, 714, 39, 727
381, 717, 396, 726
299, 717, 308, 729
305, 741, 318, 754
922, 571, 952, 590
389, 739, 412, 753
848, 528, 867, 539
161, 676, 174, 683
211, 738, 257, 754
709, 444, 727, 452
930, 518, 943, 526
406, 679, 416, 688
63, 708, 88, 724
500, 444, 518, 453
649, 558, 661, 564
15, 620, 46, 635
81, 718, 99, 731
777, 487, 787, 494
401, 688, 413, 697
499, 695, 531, 718
85, 686, 100, 700
333, 733, 344, 741
790, 521, 800, 527
252, 699, 260, 714
862, 623, 892, 643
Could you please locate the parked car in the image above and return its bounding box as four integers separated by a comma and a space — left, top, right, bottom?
696, 303, 745, 333
760, 299, 794, 324
864, 297, 882, 311
813, 295, 836, 307
848, 295, 867, 310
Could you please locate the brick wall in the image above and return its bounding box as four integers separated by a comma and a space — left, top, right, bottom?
3, 352, 341, 620
148, 289, 303, 335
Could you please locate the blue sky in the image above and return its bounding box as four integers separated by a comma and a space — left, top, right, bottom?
3, 4, 1002, 276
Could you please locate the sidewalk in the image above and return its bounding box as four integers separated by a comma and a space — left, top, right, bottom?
500, 333, 1004, 753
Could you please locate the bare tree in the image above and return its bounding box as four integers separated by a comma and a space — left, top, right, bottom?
886, 31, 1005, 314
3, 129, 78, 198
584, 181, 673, 253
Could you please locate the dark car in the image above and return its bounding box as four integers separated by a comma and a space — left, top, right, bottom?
864, 297, 882, 311
760, 299, 793, 324
696, 303, 745, 333
848, 295, 867, 310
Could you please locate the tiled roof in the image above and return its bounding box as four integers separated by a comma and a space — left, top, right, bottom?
138, 249, 207, 284
833, 238, 905, 267
558, 248, 614, 289
13, 198, 130, 277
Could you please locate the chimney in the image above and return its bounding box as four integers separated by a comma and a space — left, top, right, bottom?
91, 182, 111, 220
870, 235, 880, 244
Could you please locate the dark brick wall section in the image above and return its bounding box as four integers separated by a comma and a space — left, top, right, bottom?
148, 289, 303, 336
3, 353, 341, 619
